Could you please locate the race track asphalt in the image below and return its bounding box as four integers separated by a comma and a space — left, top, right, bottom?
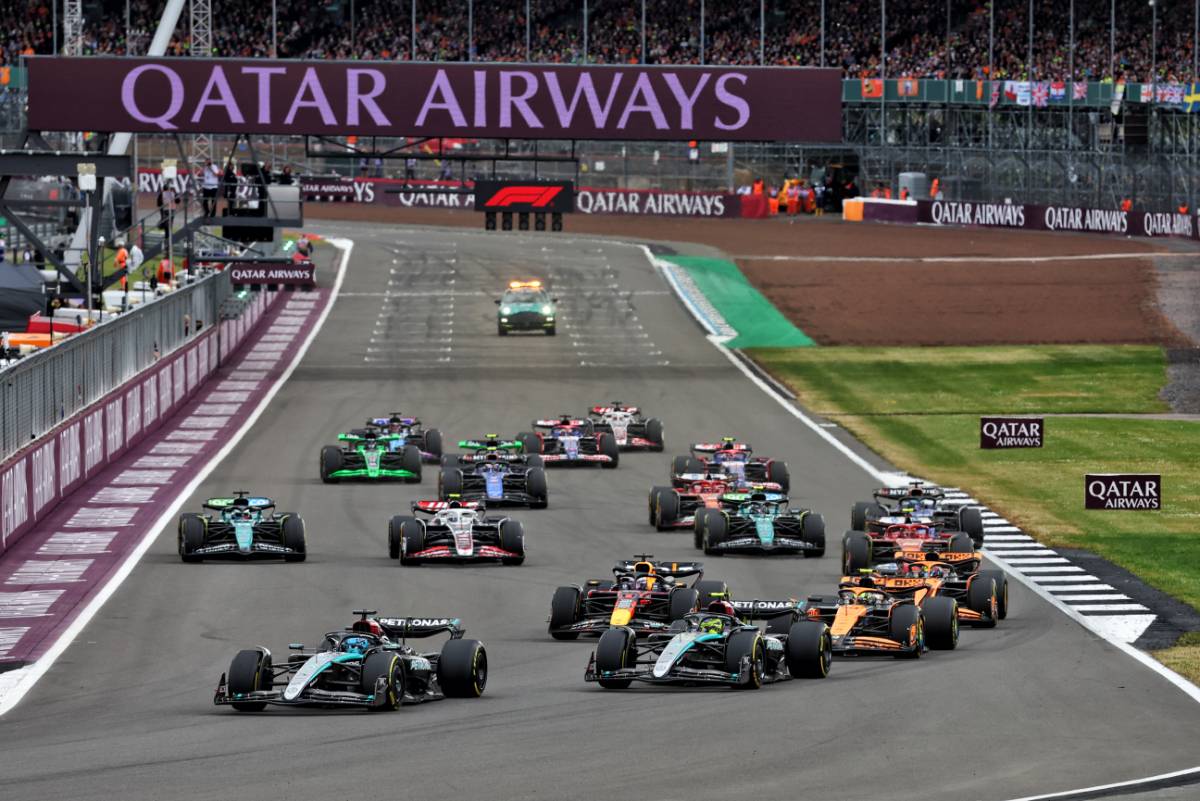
1, 223, 1197, 801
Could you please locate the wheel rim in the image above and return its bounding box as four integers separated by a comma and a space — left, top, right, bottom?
820, 632, 832, 676
472, 649, 488, 695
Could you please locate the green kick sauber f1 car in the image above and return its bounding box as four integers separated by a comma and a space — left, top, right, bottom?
320, 429, 422, 483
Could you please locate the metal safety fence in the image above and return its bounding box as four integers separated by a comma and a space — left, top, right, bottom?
0, 270, 231, 462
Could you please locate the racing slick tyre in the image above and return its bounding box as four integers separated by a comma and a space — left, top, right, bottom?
889, 605, 924, 659
400, 445, 422, 483
424, 429, 444, 459
725, 630, 765, 689
801, 512, 826, 558
851, 501, 885, 532
842, 530, 872, 573
387, 515, 408, 559
319, 446, 342, 484
525, 467, 549, 509
281, 515, 307, 562
178, 513, 206, 563
361, 652, 403, 711
398, 518, 426, 566
703, 513, 728, 556
439, 467, 463, 500
947, 533, 975, 554
499, 520, 526, 565
525, 454, 545, 470
644, 418, 665, 452
549, 586, 582, 640
595, 627, 637, 689
668, 588, 701, 621
439, 638, 488, 698
598, 433, 620, 469
693, 580, 731, 606
767, 460, 791, 493
959, 506, 985, 548
786, 621, 833, 679
693, 509, 715, 550
517, 431, 542, 456
967, 576, 1000, 628
228, 649, 272, 712
439, 454, 461, 468
671, 455, 691, 475
980, 569, 1009, 620
648, 486, 667, 526
654, 488, 679, 531
923, 596, 960, 649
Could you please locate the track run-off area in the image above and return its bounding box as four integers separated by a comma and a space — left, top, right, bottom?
1, 222, 1197, 801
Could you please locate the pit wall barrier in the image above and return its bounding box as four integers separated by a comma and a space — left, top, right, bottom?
0, 289, 281, 557
845, 197, 1200, 240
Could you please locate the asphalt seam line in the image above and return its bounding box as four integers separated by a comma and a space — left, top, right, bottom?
0, 238, 353, 716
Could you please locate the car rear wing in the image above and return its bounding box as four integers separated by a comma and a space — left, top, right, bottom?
873, 484, 945, 503
376, 617, 465, 639
730, 599, 804, 619
339, 432, 401, 443
532, 418, 589, 429
458, 438, 522, 450
589, 404, 640, 415
203, 496, 275, 511
411, 499, 483, 514
891, 550, 982, 569
612, 559, 703, 579
371, 415, 418, 427
691, 441, 751, 455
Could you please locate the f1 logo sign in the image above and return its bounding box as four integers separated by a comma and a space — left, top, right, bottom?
484, 186, 563, 208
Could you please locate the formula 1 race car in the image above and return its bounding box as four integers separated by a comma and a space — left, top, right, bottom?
693, 492, 825, 557
361, 413, 443, 463
548, 556, 730, 639
439, 437, 548, 508
518, 416, 619, 469
801, 586, 950, 658
842, 520, 977, 574
648, 476, 739, 531
178, 492, 306, 562
673, 438, 790, 493
851, 481, 984, 548
319, 429, 422, 484
388, 499, 526, 566
584, 598, 831, 689
587, 402, 664, 451
841, 556, 1005, 630
496, 279, 557, 335
214, 611, 487, 711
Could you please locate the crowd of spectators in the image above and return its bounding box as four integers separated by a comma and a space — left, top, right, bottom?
3, 0, 1199, 83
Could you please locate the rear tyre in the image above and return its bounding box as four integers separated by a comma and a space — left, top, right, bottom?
439, 639, 488, 698
281, 515, 306, 562
400, 445, 422, 483
439, 468, 463, 500
319, 446, 342, 484
889, 605, 923, 659
959, 506, 985, 548
597, 433, 619, 469
387, 515, 404, 559
654, 489, 679, 531
398, 518, 425, 566
361, 652, 403, 711
517, 432, 541, 456
671, 455, 691, 475
525, 454, 545, 470
850, 501, 881, 532
178, 514, 205, 563
525, 467, 549, 509
801, 512, 826, 558
767, 460, 790, 493
595, 628, 637, 689
703, 513, 728, 556
786, 621, 833, 678
423, 429, 443, 458
842, 530, 872, 573
668, 588, 700, 620
498, 519, 525, 565
549, 586, 582, 640
923, 596, 960, 649
693, 509, 713, 550
947, 533, 975, 554
227, 649, 271, 712
644, 418, 665, 451
968, 576, 999, 628
725, 630, 765, 689
980, 569, 1009, 620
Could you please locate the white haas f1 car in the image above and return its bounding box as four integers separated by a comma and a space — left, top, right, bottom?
673, 438, 790, 493
587, 402, 665, 451
518, 416, 619, 468
388, 500, 526, 566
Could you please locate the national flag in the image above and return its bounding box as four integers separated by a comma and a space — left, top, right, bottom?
1015, 81, 1032, 106
1139, 83, 1154, 103
1111, 81, 1125, 116
1004, 80, 1018, 102
954, 79, 965, 93
989, 81, 1001, 108
862, 78, 883, 98
1032, 82, 1049, 108
1157, 83, 1184, 105
1185, 83, 1200, 113
897, 77, 919, 97
1050, 81, 1066, 101
1073, 82, 1088, 100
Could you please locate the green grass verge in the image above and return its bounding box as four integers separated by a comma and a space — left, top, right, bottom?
752, 344, 1200, 620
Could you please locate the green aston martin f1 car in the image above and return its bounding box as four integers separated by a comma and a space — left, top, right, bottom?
320, 429, 422, 483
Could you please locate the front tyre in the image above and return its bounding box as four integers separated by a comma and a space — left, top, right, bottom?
595, 628, 637, 689
923, 596, 960, 649
281, 515, 306, 562
178, 513, 205, 563
498, 519, 525, 565
227, 649, 272, 712
889, 605, 923, 659
644, 418, 665, 451
398, 518, 425, 566
842, 530, 872, 573
725, 630, 765, 689
598, 433, 619, 469
319, 446, 342, 484
549, 586, 582, 640
361, 652, 403, 711
400, 445, 422, 483
801, 512, 826, 558
525, 467, 549, 509
439, 639, 488, 698
786, 621, 832, 678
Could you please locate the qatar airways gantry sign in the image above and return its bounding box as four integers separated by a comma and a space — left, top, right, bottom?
27, 57, 841, 142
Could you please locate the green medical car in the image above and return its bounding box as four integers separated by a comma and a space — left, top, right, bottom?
496, 280, 557, 336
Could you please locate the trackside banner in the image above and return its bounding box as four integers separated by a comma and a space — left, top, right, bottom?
27, 57, 842, 142
918, 200, 1198, 240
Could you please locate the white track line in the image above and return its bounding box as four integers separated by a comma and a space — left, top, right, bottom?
733, 252, 1190, 264
1000, 764, 1200, 801
644, 244, 1200, 707
0, 238, 353, 716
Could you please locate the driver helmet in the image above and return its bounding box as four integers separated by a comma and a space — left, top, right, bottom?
699, 617, 725, 635
342, 636, 371, 655
707, 599, 737, 618
634, 576, 651, 591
